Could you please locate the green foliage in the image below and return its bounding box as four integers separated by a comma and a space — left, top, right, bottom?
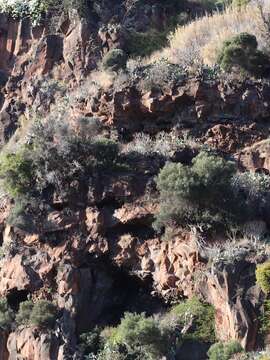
81, 300, 215, 359
91, 138, 120, 168
259, 300, 270, 337
217, 32, 270, 78
6, 197, 36, 232
98, 312, 175, 360
17, 300, 58, 328
102, 49, 128, 72
256, 262, 270, 294
80, 327, 102, 356
171, 297, 216, 343
207, 341, 243, 360
232, 0, 250, 7
126, 30, 168, 58
28, 300, 57, 329
16, 300, 34, 326
0, 298, 14, 330
0, 147, 34, 198
0, 0, 48, 24
108, 312, 171, 359
155, 151, 237, 230
0, 115, 120, 201
0, 0, 86, 24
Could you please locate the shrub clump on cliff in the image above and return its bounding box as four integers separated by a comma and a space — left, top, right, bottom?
256, 262, 270, 294
0, 0, 85, 24
0, 0, 49, 24
207, 341, 243, 360
217, 32, 270, 77
154, 150, 237, 231
102, 49, 128, 72
0, 298, 14, 331
155, 150, 270, 232
16, 300, 58, 329
0, 117, 119, 201
79, 297, 215, 359
170, 297, 216, 343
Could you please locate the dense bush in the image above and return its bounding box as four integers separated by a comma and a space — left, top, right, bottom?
207, 341, 243, 360
80, 298, 215, 359
0, 147, 34, 198
256, 262, 270, 294
155, 151, 237, 230
79, 327, 102, 356
217, 32, 270, 77
104, 312, 172, 360
0, 0, 86, 24
171, 297, 216, 343
0, 298, 14, 331
259, 300, 270, 337
0, 117, 120, 201
6, 197, 36, 231
155, 150, 270, 232
16, 300, 34, 326
17, 300, 57, 329
125, 30, 168, 58
102, 49, 128, 72
0, 0, 49, 24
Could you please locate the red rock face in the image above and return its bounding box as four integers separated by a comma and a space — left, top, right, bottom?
0, 3, 268, 358
238, 139, 270, 173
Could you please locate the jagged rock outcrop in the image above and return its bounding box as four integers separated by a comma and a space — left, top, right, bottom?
7, 327, 62, 360
70, 79, 270, 138
199, 260, 263, 350
204, 123, 265, 153
238, 139, 270, 173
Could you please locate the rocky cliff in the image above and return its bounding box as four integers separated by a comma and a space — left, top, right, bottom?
0, 1, 269, 359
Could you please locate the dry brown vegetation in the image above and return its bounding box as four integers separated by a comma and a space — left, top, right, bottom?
147, 1, 270, 69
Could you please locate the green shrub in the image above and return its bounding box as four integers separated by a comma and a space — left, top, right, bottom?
231, 172, 270, 222
0, 298, 14, 330
79, 327, 102, 356
102, 49, 127, 72
171, 297, 216, 343
259, 300, 270, 337
256, 262, 270, 294
217, 32, 270, 77
16, 300, 34, 326
102, 312, 173, 360
0, 0, 48, 24
0, 115, 120, 202
0, 147, 34, 198
125, 30, 168, 58
232, 0, 250, 7
155, 151, 237, 230
91, 138, 119, 168
207, 341, 243, 360
0, 0, 86, 24
7, 197, 37, 232
16, 300, 57, 328
29, 300, 57, 329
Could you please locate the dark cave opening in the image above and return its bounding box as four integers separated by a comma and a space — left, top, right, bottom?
6, 289, 30, 312
75, 254, 167, 335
